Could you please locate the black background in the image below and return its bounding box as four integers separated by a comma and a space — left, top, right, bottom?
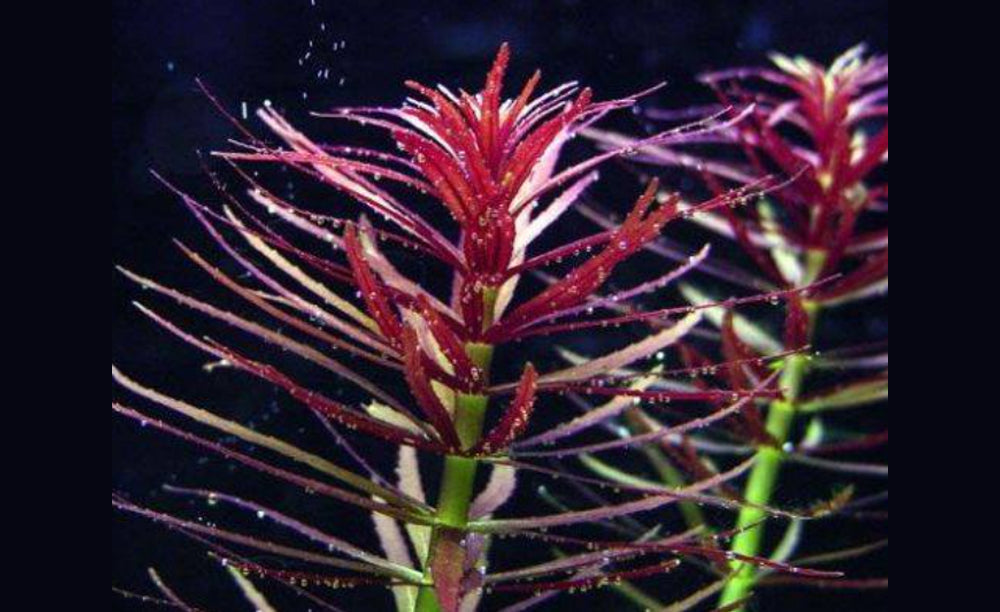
113, 1, 888, 610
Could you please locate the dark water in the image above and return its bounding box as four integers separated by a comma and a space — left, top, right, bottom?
113, 1, 888, 610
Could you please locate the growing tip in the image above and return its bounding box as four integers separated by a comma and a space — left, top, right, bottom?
131, 300, 158, 318
495, 42, 511, 62
486, 43, 512, 88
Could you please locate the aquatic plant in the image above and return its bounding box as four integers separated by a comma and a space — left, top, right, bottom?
112, 44, 876, 611
585, 46, 888, 609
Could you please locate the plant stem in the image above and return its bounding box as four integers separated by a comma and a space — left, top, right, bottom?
414, 575, 445, 612
719, 246, 827, 609
438, 395, 488, 526
415, 343, 494, 612
718, 328, 816, 609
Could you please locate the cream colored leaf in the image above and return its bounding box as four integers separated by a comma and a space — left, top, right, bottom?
540, 312, 701, 384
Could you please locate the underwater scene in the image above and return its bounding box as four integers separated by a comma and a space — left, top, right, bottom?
112, 2, 888, 610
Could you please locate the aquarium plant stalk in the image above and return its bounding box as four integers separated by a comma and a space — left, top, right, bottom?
718, 254, 828, 610
416, 293, 496, 612
576, 45, 887, 611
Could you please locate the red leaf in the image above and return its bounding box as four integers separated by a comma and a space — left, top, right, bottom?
490, 559, 681, 594
721, 312, 764, 389
815, 249, 888, 301
761, 576, 888, 590
721, 312, 770, 442
415, 295, 477, 390
209, 338, 443, 452
805, 430, 889, 456
217, 560, 402, 590
784, 296, 810, 349
344, 224, 404, 347
475, 364, 538, 455
492, 180, 673, 339
402, 327, 463, 450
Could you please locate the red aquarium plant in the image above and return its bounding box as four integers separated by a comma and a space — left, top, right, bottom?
112, 45, 838, 611
587, 45, 887, 609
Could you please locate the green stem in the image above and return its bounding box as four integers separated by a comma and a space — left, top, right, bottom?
414, 578, 442, 612
438, 395, 488, 526
719, 246, 827, 610
415, 343, 494, 612
718, 331, 816, 609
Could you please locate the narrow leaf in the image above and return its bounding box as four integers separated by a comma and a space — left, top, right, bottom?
344, 223, 404, 345
516, 368, 658, 448
371, 510, 419, 612
227, 566, 278, 612
113, 497, 389, 576
517, 371, 777, 458
402, 326, 462, 449
164, 486, 419, 579
660, 579, 731, 612
225, 207, 378, 332
539, 312, 701, 384
147, 569, 197, 611
397, 447, 432, 568
490, 560, 681, 594
799, 378, 888, 413
112, 403, 430, 523
111, 367, 424, 510
680, 284, 782, 355
471, 464, 518, 519
476, 364, 539, 454
516, 171, 599, 252
469, 458, 764, 533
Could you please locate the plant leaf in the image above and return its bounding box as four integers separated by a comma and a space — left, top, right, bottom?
539, 312, 701, 384
372, 510, 419, 612
367, 402, 428, 437
113, 403, 430, 523
518, 368, 659, 448
660, 578, 731, 612
490, 559, 681, 594
227, 566, 278, 612
147, 568, 196, 611
516, 171, 600, 253
469, 458, 765, 533
111, 367, 424, 510
402, 326, 462, 449
397, 447, 433, 568
471, 464, 518, 519
344, 223, 404, 345
164, 486, 419, 580
680, 284, 782, 355
476, 365, 539, 454
799, 378, 888, 413
516, 371, 777, 458
225, 207, 378, 332
113, 496, 391, 576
